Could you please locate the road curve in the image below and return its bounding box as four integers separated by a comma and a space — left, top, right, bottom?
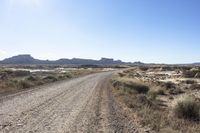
0, 72, 137, 133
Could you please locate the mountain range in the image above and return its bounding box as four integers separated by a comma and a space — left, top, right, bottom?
0, 55, 143, 65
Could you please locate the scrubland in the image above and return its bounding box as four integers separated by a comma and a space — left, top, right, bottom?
0, 65, 109, 96
111, 65, 200, 133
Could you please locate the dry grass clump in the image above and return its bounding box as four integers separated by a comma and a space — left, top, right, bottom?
160, 66, 174, 71
27, 75, 38, 81
12, 70, 31, 77
147, 90, 158, 100
17, 80, 33, 89
182, 68, 200, 78
136, 94, 155, 108
182, 79, 197, 84
118, 72, 126, 77
112, 78, 149, 94
0, 70, 31, 80
148, 88, 166, 97
156, 88, 165, 95
168, 88, 184, 95
163, 81, 176, 89
174, 97, 200, 121
139, 66, 149, 71
159, 81, 184, 95
112, 75, 165, 131
43, 75, 58, 82
137, 106, 164, 131
190, 83, 200, 90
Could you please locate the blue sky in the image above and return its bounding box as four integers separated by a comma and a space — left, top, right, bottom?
0, 0, 200, 63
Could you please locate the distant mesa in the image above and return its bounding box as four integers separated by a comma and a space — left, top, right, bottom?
1, 54, 35, 64
193, 62, 200, 65
0, 54, 144, 65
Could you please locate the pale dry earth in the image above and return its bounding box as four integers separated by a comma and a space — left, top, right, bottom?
0, 72, 138, 133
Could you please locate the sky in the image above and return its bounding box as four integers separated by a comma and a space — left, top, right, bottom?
0, 0, 200, 64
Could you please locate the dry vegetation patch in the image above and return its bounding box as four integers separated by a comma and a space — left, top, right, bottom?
112, 66, 200, 132
174, 97, 200, 121
0, 65, 101, 96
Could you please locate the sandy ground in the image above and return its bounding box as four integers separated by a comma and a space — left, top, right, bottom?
0, 72, 138, 133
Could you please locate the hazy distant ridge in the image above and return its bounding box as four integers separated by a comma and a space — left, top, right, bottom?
0, 55, 143, 65
193, 62, 200, 65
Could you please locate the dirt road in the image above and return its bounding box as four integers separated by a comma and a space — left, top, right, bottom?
0, 72, 137, 133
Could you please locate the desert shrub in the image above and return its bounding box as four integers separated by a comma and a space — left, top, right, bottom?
139, 66, 149, 71
17, 80, 33, 89
174, 98, 200, 121
190, 84, 200, 90
148, 88, 165, 100
4, 70, 13, 75
121, 93, 155, 109
5, 80, 17, 88
113, 78, 149, 94
157, 88, 165, 95
27, 76, 38, 81
195, 72, 200, 78
43, 75, 58, 82
164, 81, 176, 89
137, 106, 162, 131
126, 82, 149, 94
181, 66, 192, 71
182, 70, 199, 78
35, 81, 44, 86
112, 79, 121, 88
136, 94, 154, 107
148, 90, 158, 100
127, 73, 135, 78
168, 88, 184, 95
58, 75, 65, 79
118, 72, 126, 77
122, 95, 135, 108
64, 72, 73, 78
161, 82, 184, 95
12, 70, 31, 77
182, 80, 197, 84
123, 69, 133, 73
169, 96, 174, 100
160, 66, 173, 71
123, 87, 138, 95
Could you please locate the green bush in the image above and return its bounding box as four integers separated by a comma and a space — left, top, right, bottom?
174, 98, 200, 121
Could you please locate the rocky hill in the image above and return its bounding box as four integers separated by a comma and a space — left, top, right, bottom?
0, 54, 143, 65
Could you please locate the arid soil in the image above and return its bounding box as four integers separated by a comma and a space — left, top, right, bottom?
0, 72, 138, 133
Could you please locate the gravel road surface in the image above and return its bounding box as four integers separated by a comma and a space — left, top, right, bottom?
0, 72, 137, 133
